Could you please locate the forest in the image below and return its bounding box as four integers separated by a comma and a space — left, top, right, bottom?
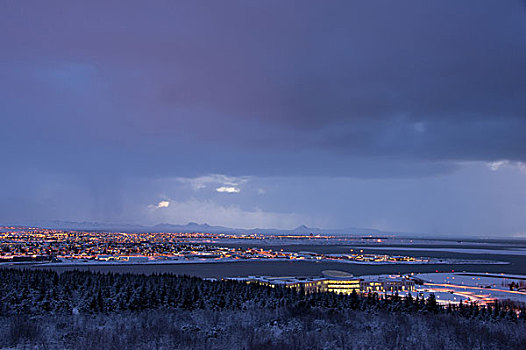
0, 268, 525, 349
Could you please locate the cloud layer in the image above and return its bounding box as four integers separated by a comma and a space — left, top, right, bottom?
0, 1, 525, 235
1, 1, 525, 178
216, 187, 240, 193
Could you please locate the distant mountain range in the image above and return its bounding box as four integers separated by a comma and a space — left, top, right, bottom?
6, 220, 398, 237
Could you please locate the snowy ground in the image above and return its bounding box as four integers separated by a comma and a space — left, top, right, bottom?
0, 254, 508, 268
357, 272, 526, 305
352, 246, 526, 256
414, 272, 526, 305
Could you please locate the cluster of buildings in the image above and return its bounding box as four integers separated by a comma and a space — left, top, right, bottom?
0, 229, 423, 265
230, 270, 415, 295
0, 228, 246, 261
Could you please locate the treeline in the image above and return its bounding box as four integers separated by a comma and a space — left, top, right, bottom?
2, 308, 526, 349
0, 268, 524, 323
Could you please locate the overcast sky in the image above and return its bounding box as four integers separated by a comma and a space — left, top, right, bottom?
1, 1, 526, 237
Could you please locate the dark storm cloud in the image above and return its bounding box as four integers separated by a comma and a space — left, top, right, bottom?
1, 0, 526, 178
2, 1, 526, 234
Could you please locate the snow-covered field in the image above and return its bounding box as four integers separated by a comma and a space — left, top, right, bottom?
1, 255, 508, 268
414, 272, 526, 305
352, 246, 526, 256
357, 272, 526, 305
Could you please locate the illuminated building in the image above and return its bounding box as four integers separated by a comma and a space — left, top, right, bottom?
320, 270, 362, 294
230, 270, 415, 294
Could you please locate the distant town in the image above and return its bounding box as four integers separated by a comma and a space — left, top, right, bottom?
0, 226, 499, 266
